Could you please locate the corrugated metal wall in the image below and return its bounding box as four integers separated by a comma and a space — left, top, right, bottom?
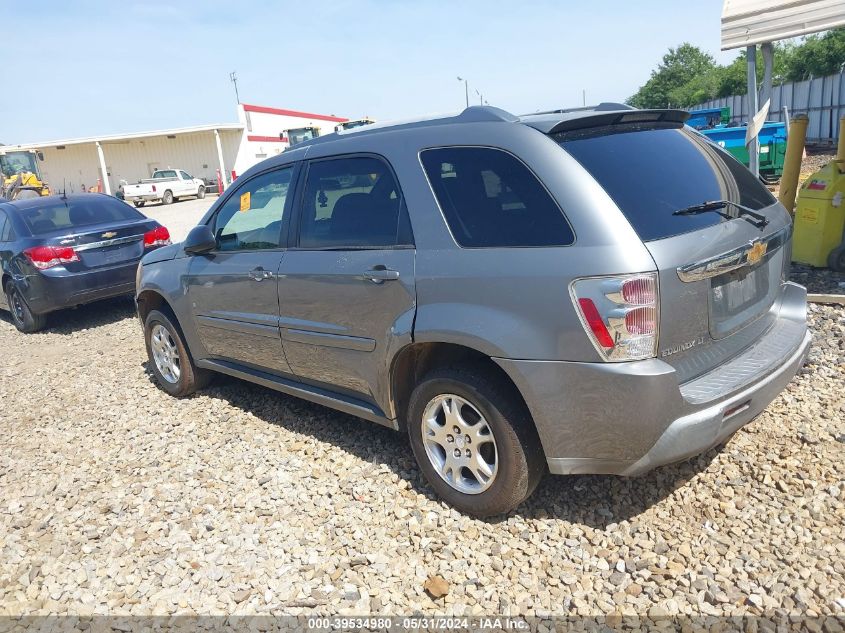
38, 129, 242, 194
689, 71, 845, 143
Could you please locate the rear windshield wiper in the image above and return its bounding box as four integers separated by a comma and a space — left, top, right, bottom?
672, 200, 769, 229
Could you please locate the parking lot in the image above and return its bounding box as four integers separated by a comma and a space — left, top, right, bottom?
0, 260, 843, 618
140, 195, 218, 242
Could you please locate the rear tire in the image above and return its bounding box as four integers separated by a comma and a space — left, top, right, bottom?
133, 201, 146, 208
828, 243, 845, 272
162, 190, 173, 205
5, 283, 46, 333
144, 309, 211, 397
197, 186, 206, 199
407, 366, 545, 517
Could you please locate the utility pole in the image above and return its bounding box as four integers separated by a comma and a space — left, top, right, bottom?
746, 46, 759, 177
230, 71, 240, 104
475, 88, 484, 105
582, 89, 586, 107
457, 76, 469, 108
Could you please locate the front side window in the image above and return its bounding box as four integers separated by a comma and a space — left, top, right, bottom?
180, 171, 193, 180
298, 156, 405, 248
0, 211, 8, 242
212, 167, 293, 251
420, 147, 574, 248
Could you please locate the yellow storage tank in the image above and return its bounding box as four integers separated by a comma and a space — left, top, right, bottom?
792, 159, 845, 270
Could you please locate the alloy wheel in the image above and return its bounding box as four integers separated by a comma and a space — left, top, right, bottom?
149, 323, 181, 383
421, 394, 498, 494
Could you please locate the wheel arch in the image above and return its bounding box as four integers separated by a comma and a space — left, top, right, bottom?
136, 288, 173, 323
137, 288, 204, 367
389, 341, 536, 439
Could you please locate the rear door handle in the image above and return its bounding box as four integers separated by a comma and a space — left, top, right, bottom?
249, 267, 274, 281
363, 267, 400, 283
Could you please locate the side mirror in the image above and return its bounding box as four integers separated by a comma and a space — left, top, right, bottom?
36, 151, 45, 161
183, 225, 216, 255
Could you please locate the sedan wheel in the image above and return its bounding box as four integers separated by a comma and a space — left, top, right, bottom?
5, 285, 46, 333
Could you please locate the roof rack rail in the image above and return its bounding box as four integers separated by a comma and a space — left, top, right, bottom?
287, 105, 519, 150
456, 105, 519, 123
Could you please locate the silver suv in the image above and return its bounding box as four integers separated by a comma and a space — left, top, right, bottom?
136, 104, 811, 516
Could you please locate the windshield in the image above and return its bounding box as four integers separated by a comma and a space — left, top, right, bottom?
20, 198, 143, 235
0, 152, 39, 178
555, 124, 776, 241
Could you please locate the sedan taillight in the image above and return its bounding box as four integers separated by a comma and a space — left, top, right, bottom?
571, 273, 658, 361
23, 245, 80, 270
143, 226, 171, 248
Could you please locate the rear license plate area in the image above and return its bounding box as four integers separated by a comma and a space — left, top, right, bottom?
80, 241, 142, 267
710, 263, 772, 337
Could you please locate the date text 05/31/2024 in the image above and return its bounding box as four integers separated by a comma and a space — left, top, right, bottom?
307, 617, 529, 630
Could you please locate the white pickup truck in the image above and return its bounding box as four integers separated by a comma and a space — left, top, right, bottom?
122, 169, 207, 207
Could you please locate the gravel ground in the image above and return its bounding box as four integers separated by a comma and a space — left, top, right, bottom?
790, 266, 845, 295
0, 276, 843, 620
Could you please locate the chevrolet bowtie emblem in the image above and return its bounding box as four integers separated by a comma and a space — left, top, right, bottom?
101, 231, 117, 239
746, 240, 767, 265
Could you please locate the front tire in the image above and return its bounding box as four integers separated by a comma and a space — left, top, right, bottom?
162, 190, 173, 205
407, 367, 545, 517
144, 309, 211, 396
197, 186, 206, 199
5, 283, 46, 333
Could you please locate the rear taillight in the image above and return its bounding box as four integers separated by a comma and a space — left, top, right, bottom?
23, 245, 80, 270
152, 185, 157, 193
571, 273, 659, 361
143, 226, 171, 248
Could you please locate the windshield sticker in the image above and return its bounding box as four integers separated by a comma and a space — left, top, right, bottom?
239, 191, 251, 212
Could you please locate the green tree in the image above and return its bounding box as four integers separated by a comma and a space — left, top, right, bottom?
783, 28, 845, 81
627, 32, 843, 110
627, 44, 716, 108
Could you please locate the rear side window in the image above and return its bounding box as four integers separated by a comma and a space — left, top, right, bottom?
420, 147, 574, 248
298, 156, 408, 249
153, 170, 177, 179
557, 125, 777, 241
20, 198, 143, 235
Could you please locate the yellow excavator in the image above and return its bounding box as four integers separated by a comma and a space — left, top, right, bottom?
0, 149, 50, 199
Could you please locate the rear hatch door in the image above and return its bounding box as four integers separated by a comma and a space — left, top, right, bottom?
556, 122, 792, 383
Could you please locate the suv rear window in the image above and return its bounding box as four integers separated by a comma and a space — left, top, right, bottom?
20, 198, 142, 235
556, 125, 776, 242
421, 147, 574, 248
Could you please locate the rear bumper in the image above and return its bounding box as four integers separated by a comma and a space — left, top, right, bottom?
20, 262, 139, 314
495, 282, 810, 476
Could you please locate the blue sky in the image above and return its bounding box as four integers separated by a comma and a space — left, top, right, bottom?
1, 0, 739, 144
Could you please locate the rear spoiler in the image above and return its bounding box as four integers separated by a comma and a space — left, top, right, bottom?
521, 109, 690, 135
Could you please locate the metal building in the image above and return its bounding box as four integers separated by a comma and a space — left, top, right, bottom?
2, 104, 348, 196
